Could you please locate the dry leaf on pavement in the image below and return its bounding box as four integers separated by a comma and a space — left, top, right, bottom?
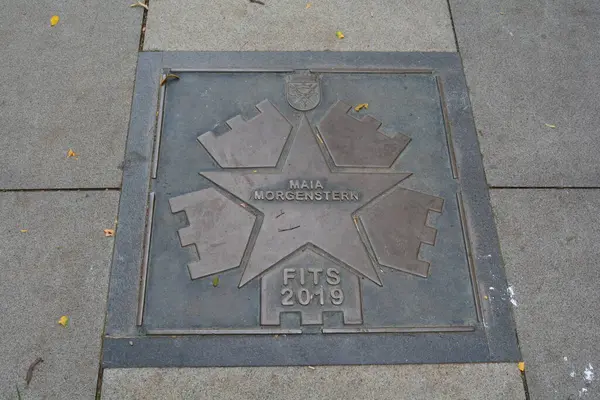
544, 123, 556, 128
130, 2, 149, 10
50, 15, 60, 26
57, 315, 69, 327
67, 149, 78, 159
25, 358, 43, 386
212, 276, 220, 287
354, 103, 368, 112
160, 74, 180, 86
336, 31, 344, 39
104, 229, 115, 237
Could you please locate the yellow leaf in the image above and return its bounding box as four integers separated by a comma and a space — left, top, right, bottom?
50, 15, 60, 26
57, 315, 69, 327
104, 229, 115, 237
20, 229, 28, 233
354, 103, 368, 112
130, 1, 149, 10
160, 74, 180, 86
212, 276, 220, 287
306, 2, 311, 8
67, 149, 78, 159
518, 362, 525, 371
544, 123, 556, 128
336, 31, 344, 39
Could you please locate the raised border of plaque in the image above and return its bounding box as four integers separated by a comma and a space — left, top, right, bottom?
102, 52, 520, 368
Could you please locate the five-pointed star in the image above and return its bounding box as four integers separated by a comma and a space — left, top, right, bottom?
202, 115, 410, 287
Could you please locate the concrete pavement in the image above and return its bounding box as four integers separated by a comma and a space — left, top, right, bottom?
0, 0, 141, 189
0, 192, 119, 399
102, 365, 524, 400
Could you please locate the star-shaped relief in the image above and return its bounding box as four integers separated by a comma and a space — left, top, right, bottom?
201, 115, 410, 287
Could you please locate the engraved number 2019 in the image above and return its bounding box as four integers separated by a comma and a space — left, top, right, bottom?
280, 287, 344, 306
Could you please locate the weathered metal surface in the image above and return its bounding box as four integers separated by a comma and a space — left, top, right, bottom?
201, 115, 412, 288
317, 101, 411, 168
356, 187, 444, 277
197, 99, 292, 168
103, 52, 519, 368
169, 188, 256, 280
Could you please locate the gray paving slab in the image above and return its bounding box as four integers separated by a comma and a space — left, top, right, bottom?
143, 0, 456, 51
492, 189, 600, 399
450, 0, 600, 186
0, 0, 141, 189
102, 364, 525, 400
0, 191, 119, 399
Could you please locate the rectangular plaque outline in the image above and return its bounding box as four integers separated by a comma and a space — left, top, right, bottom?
104, 52, 520, 367
143, 68, 480, 330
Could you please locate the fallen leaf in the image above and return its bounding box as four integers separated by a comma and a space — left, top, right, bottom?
160, 73, 180, 86
306, 2, 312, 8
212, 276, 220, 287
544, 123, 556, 128
20, 229, 28, 233
50, 15, 60, 26
336, 31, 344, 39
518, 361, 525, 372
26, 358, 43, 386
57, 315, 69, 327
354, 103, 368, 112
67, 149, 78, 159
483, 295, 488, 300
130, 1, 149, 10
104, 229, 115, 237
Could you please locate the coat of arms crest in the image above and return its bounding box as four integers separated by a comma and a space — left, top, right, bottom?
286, 74, 320, 111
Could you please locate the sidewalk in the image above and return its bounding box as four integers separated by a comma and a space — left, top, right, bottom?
1, 0, 599, 398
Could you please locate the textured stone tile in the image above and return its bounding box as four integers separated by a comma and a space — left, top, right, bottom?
102, 364, 524, 399
451, 0, 600, 186
0, 192, 119, 398
0, 0, 141, 188
144, 0, 455, 51
492, 189, 600, 399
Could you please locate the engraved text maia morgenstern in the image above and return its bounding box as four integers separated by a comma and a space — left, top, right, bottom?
253, 180, 360, 202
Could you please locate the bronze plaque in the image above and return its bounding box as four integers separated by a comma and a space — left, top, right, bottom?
103, 52, 519, 367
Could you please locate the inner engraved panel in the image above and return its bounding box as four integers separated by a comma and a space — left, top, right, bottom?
198, 99, 292, 168
317, 101, 411, 168
357, 186, 444, 277
169, 188, 256, 280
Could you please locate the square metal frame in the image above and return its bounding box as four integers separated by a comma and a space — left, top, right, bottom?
103, 52, 520, 368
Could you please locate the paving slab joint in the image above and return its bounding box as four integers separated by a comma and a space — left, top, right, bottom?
138, 0, 149, 50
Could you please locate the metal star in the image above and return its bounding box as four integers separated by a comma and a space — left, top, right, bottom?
202, 115, 410, 287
